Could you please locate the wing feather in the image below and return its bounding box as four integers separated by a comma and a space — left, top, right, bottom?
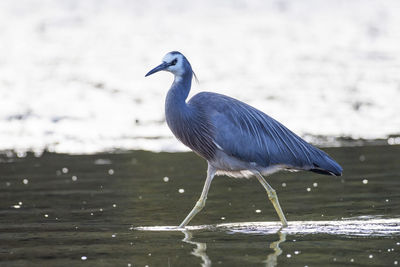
189, 92, 342, 175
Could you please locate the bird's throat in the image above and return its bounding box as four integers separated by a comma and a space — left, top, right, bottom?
166, 71, 192, 109
165, 72, 193, 132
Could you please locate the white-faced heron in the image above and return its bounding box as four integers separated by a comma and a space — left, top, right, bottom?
145, 51, 342, 228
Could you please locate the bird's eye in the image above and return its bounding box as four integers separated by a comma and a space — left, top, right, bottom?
170, 59, 177, 66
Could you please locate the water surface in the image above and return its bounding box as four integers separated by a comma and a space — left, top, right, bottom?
0, 145, 399, 266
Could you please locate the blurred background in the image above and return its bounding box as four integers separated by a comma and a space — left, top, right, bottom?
1, 0, 399, 154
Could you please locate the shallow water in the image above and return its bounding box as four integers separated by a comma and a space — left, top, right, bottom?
1, 145, 399, 266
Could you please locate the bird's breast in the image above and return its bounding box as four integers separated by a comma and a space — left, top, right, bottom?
165, 104, 216, 161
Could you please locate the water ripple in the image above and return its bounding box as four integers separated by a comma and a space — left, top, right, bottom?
136, 217, 400, 237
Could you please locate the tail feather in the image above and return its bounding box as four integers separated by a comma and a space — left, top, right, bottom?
310, 154, 343, 176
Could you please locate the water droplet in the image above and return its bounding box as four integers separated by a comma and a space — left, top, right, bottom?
313, 182, 318, 187
163, 176, 169, 182
72, 176, 77, 181
255, 209, 261, 213
108, 169, 114, 175
178, 188, 185, 193
23, 179, 29, 185
282, 183, 286, 187
369, 254, 373, 259
306, 187, 311, 192
62, 167, 68, 174
286, 254, 292, 258
81, 256, 87, 260
362, 179, 368, 184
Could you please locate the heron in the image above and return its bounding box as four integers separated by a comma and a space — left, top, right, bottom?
145, 51, 342, 228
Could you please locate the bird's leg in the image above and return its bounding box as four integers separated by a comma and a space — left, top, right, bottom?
254, 172, 288, 227
179, 164, 216, 228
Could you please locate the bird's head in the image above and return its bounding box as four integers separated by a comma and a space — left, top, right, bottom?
145, 51, 197, 80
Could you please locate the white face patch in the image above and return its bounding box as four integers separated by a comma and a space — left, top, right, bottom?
162, 52, 185, 76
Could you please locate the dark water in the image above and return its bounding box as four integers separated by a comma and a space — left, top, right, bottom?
0, 145, 399, 266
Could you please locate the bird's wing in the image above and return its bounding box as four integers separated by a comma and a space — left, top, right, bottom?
189, 92, 342, 175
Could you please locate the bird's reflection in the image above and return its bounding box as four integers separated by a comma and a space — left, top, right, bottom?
264, 230, 287, 267
181, 230, 211, 267
180, 228, 287, 267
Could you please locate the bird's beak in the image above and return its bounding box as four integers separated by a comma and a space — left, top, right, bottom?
145, 62, 169, 77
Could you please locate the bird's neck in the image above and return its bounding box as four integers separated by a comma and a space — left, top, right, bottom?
165, 71, 192, 111
165, 71, 193, 132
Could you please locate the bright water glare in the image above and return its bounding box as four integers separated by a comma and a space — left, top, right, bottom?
1, 0, 400, 153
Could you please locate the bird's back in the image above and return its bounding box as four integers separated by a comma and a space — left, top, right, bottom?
188, 92, 342, 176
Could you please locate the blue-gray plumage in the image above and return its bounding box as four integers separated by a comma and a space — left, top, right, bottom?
145, 51, 343, 228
